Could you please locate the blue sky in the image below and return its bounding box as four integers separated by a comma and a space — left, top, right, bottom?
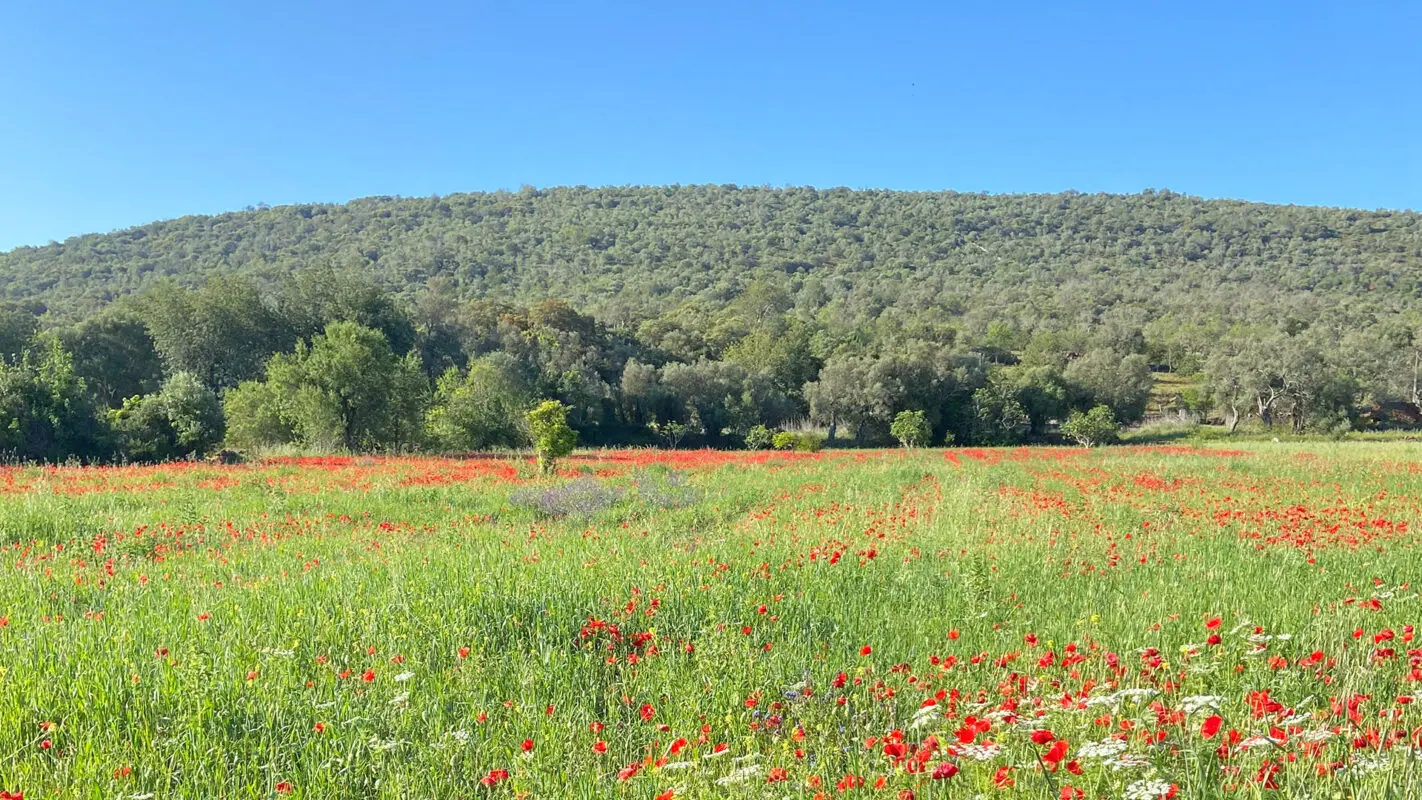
1, 1, 1419, 251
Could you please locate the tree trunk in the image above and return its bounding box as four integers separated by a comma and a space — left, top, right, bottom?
1412, 349, 1420, 407
1225, 405, 1240, 433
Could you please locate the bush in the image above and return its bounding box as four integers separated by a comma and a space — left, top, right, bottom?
110, 371, 224, 461
890, 409, 932, 448
744, 424, 777, 450
223, 379, 295, 451
425, 354, 531, 451
526, 400, 577, 475
793, 432, 825, 452
1061, 405, 1120, 447
772, 431, 824, 452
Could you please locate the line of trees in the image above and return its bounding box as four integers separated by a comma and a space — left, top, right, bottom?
2, 266, 1422, 462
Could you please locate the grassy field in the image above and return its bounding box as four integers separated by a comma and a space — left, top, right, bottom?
3, 444, 1422, 798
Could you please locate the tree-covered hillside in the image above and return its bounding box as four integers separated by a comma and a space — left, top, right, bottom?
4, 186, 1421, 326
2, 185, 1422, 462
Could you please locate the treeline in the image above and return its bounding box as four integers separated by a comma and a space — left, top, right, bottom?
3, 264, 1422, 462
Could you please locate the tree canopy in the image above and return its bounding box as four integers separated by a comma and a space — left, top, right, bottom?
2, 185, 1422, 461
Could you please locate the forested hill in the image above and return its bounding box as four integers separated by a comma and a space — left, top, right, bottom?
4, 186, 1422, 325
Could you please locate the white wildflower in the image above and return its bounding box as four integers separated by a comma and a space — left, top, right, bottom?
957, 743, 1002, 761
1077, 738, 1129, 759
714, 765, 761, 785
1346, 754, 1389, 775
1181, 695, 1222, 714
1124, 778, 1175, 800
1107, 753, 1153, 771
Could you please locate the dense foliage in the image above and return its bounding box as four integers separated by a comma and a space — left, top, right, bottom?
2, 185, 1422, 461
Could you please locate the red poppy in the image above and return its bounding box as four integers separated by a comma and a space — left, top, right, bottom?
931, 762, 959, 780
480, 769, 509, 786
1202, 715, 1223, 738
993, 766, 1014, 788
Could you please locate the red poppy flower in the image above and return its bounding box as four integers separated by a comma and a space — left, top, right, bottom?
993, 766, 1014, 788
931, 762, 959, 780
1202, 715, 1223, 738
480, 769, 509, 786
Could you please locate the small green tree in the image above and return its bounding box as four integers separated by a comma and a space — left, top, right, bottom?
771, 431, 797, 451
426, 353, 532, 451
223, 379, 295, 452
649, 418, 689, 449
526, 400, 577, 475
890, 409, 932, 448
265, 322, 427, 451
1061, 405, 1120, 447
0, 334, 109, 462
744, 424, 776, 450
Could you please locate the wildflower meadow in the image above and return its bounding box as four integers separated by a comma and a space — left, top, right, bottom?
3, 443, 1422, 798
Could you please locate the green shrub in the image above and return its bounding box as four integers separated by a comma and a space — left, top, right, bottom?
772, 431, 824, 452
1061, 405, 1120, 447
792, 432, 825, 452
890, 410, 932, 448
745, 425, 777, 450
526, 400, 577, 475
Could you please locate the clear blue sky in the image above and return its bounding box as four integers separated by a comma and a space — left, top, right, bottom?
2, 1, 1419, 251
